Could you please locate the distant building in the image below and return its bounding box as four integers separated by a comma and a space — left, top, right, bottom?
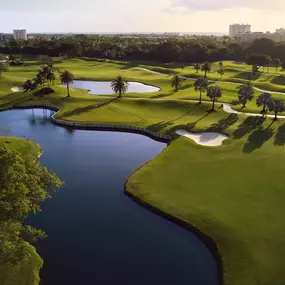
13, 29, 27, 41
0, 33, 4, 41
237, 31, 285, 42
229, 24, 251, 38
276, 28, 285, 34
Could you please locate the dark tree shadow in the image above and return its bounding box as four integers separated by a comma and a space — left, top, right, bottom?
148, 121, 173, 132
271, 76, 285, 86
151, 93, 173, 99
208, 114, 238, 132
274, 123, 285, 146
243, 126, 274, 153
233, 117, 266, 139
233, 71, 262, 80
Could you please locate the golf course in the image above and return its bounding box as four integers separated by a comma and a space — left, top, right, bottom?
1, 56, 285, 285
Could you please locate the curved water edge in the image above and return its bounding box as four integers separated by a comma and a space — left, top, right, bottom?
8, 104, 222, 285
175, 130, 228, 146
59, 80, 161, 95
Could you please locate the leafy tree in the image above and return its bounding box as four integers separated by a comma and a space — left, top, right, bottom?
111, 75, 129, 98
0, 62, 8, 77
194, 77, 208, 103
171, 74, 183, 92
268, 99, 285, 120
246, 54, 269, 72
238, 84, 254, 107
207, 86, 222, 111
273, 58, 281, 73
0, 147, 62, 266
194, 63, 200, 73
217, 68, 224, 79
60, 70, 74, 97
201, 62, 211, 78
256, 93, 272, 114
46, 71, 56, 86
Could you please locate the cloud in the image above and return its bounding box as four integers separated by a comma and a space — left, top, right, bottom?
166, 0, 285, 12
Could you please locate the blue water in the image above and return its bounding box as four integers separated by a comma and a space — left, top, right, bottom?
0, 108, 219, 285
60, 80, 160, 95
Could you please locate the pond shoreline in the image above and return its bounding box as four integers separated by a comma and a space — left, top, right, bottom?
12, 103, 223, 285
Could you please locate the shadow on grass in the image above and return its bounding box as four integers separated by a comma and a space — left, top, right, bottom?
243, 126, 274, 153
208, 114, 238, 132
233, 71, 262, 81
233, 117, 266, 139
151, 93, 174, 99
274, 123, 285, 146
148, 121, 173, 132
271, 76, 285, 86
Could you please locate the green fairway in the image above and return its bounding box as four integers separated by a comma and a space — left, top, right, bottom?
0, 137, 42, 285
1, 56, 285, 285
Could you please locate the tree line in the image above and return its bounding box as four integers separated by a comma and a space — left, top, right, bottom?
2, 35, 285, 63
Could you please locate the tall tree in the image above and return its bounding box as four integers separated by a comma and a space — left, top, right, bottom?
238, 84, 254, 107
171, 74, 183, 92
194, 63, 200, 73
273, 58, 281, 74
217, 68, 224, 79
194, 77, 208, 103
268, 99, 285, 120
110, 75, 129, 98
0, 147, 62, 267
201, 62, 211, 78
207, 86, 222, 111
256, 93, 272, 114
219, 61, 223, 69
0, 62, 8, 77
60, 70, 74, 97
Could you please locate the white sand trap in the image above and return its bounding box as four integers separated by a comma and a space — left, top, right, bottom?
11, 86, 24, 92
176, 130, 228, 147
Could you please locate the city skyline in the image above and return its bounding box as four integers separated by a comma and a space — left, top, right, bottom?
0, 0, 285, 33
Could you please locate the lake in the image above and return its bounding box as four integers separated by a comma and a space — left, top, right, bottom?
0, 108, 219, 285
60, 80, 160, 95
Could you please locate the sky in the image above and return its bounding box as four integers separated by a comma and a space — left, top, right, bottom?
0, 0, 285, 33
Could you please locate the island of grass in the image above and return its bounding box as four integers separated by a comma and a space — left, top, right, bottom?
0, 137, 43, 285
1, 56, 285, 285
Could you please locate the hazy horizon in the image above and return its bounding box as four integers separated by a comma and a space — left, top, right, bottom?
1, 0, 284, 34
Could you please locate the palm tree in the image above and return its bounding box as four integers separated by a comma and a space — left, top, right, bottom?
217, 69, 224, 79
273, 58, 281, 74
194, 63, 200, 73
110, 75, 129, 97
268, 99, 285, 120
194, 77, 208, 103
23, 80, 34, 92
0, 62, 8, 77
171, 74, 183, 92
207, 86, 222, 111
60, 70, 74, 97
47, 71, 56, 86
238, 84, 254, 108
256, 93, 272, 114
219, 61, 223, 69
201, 62, 211, 78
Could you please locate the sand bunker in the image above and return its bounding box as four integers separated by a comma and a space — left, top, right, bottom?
176, 130, 228, 147
11, 86, 24, 92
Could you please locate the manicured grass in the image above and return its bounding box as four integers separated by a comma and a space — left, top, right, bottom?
127, 117, 285, 285
0, 137, 42, 285
1, 57, 285, 285
0, 137, 41, 157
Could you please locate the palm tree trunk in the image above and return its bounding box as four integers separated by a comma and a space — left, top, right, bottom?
175, 84, 178, 92
212, 99, 215, 111
275, 112, 278, 120
199, 90, 202, 103
67, 82, 70, 97
204, 70, 207, 78
119, 89, 121, 98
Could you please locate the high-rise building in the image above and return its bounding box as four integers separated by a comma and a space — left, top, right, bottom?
276, 28, 285, 34
13, 29, 27, 41
0, 33, 4, 41
229, 24, 251, 38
